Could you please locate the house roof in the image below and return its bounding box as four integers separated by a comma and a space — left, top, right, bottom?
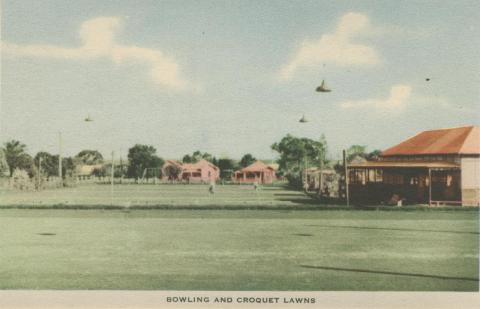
349, 161, 460, 169
164, 160, 183, 168
381, 126, 480, 156
240, 160, 275, 172
182, 159, 219, 172
75, 164, 103, 176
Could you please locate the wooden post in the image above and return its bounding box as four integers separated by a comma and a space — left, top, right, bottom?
304, 154, 308, 190
111, 151, 115, 205
428, 168, 432, 207
58, 132, 62, 180
319, 160, 323, 197
343, 150, 349, 207
119, 151, 123, 184
37, 157, 42, 190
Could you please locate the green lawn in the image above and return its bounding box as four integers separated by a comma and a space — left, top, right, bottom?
0, 184, 314, 208
0, 209, 478, 291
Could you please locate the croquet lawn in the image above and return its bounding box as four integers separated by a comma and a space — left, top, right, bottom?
0, 209, 478, 291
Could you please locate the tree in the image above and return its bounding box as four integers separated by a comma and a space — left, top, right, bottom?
127, 144, 164, 179
240, 153, 256, 167
34, 152, 58, 177
2, 140, 30, 177
182, 151, 214, 163
200, 152, 214, 163
62, 157, 76, 178
33, 152, 76, 178
345, 145, 382, 162
367, 149, 382, 161
211, 156, 218, 167
346, 145, 367, 162
163, 164, 182, 180
182, 154, 193, 163
16, 153, 35, 178
75, 150, 104, 165
92, 166, 106, 177
0, 149, 9, 176
271, 134, 328, 188
217, 158, 237, 179
102, 163, 126, 178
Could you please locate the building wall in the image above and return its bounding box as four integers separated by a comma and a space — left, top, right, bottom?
461, 157, 480, 206
233, 170, 276, 184
200, 166, 220, 181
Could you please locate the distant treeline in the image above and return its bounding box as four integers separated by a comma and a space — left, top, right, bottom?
0, 136, 381, 187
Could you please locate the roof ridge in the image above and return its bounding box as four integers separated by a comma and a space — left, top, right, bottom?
421, 125, 475, 132
381, 125, 479, 156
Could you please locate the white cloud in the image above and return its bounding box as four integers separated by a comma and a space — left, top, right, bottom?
414, 94, 474, 113
280, 12, 381, 80
1, 17, 188, 90
340, 85, 412, 112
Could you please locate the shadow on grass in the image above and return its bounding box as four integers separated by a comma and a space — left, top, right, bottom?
276, 198, 319, 205
305, 224, 479, 235
299, 265, 479, 282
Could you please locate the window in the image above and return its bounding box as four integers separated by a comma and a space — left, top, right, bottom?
384, 173, 404, 185
349, 169, 366, 185
409, 176, 419, 185
368, 169, 384, 183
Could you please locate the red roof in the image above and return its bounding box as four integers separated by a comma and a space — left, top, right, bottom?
382, 126, 480, 156
182, 159, 219, 172
240, 160, 275, 172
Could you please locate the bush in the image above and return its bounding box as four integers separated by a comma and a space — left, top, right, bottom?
11, 168, 34, 191
285, 173, 303, 189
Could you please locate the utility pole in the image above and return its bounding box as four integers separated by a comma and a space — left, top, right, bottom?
119, 149, 123, 184
428, 168, 432, 207
343, 149, 350, 207
58, 132, 63, 181
111, 151, 115, 205
303, 153, 308, 191
319, 158, 323, 197
37, 157, 42, 190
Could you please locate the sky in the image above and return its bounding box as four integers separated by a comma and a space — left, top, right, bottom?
1, 0, 479, 160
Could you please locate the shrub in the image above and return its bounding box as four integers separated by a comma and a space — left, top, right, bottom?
11, 168, 34, 191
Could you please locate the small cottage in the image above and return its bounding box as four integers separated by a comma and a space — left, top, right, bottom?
233, 160, 277, 184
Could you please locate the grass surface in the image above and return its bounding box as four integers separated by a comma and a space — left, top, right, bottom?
0, 184, 315, 208
0, 209, 478, 291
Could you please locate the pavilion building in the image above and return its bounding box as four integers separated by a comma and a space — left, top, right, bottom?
347, 126, 479, 206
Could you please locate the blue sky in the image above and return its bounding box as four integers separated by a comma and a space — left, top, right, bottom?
1, 0, 479, 160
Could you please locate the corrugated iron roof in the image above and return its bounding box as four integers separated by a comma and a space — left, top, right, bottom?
182, 159, 219, 172
75, 164, 103, 176
381, 126, 480, 156
349, 161, 460, 169
240, 160, 275, 172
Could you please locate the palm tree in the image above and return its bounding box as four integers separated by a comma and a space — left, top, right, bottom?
2, 140, 28, 176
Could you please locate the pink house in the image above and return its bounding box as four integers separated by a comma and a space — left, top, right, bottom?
233, 160, 277, 184
181, 159, 220, 183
